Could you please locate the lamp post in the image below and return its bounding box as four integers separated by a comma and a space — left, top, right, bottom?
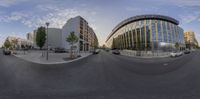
46, 22, 50, 60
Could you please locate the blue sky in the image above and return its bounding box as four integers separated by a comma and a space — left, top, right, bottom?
0, 0, 200, 46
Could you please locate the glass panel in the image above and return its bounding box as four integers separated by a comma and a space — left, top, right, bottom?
163, 21, 167, 42
167, 22, 171, 43
144, 20, 150, 50
157, 20, 162, 42
141, 20, 145, 50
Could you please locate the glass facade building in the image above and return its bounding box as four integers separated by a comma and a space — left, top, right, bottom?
106, 15, 185, 52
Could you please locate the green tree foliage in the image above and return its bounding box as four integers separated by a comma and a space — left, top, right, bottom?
4, 39, 12, 49
36, 26, 46, 49
11, 39, 18, 49
66, 32, 79, 58
175, 42, 179, 51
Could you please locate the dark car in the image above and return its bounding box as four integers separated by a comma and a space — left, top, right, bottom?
112, 50, 120, 55
3, 49, 11, 55
184, 50, 190, 54
93, 49, 100, 54
54, 48, 66, 53
105, 49, 110, 52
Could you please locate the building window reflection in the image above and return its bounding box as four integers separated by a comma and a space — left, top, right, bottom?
107, 15, 185, 54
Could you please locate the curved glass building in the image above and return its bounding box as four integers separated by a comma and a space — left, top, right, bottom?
106, 14, 185, 53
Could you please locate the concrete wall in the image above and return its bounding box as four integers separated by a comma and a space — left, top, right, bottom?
47, 28, 62, 49
62, 17, 80, 51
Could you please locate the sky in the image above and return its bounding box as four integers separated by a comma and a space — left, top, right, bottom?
0, 0, 200, 46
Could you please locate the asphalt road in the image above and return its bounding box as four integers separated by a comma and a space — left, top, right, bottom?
0, 49, 200, 99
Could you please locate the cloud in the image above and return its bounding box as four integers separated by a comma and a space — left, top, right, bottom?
0, 4, 100, 46
21, 8, 80, 28
149, 0, 200, 7
125, 7, 141, 12
169, 0, 200, 7
125, 6, 162, 14
179, 15, 199, 24
179, 11, 200, 24
0, 0, 27, 7
0, 11, 29, 22
0, 4, 99, 29
0, 6, 80, 28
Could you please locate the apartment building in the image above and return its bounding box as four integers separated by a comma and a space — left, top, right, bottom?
184, 31, 199, 48
62, 16, 98, 52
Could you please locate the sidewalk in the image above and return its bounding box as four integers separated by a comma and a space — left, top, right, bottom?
111, 50, 170, 58
13, 50, 92, 64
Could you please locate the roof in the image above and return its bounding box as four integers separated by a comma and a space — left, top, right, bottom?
106, 14, 179, 42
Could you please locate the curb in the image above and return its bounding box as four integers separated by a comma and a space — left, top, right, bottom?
13, 53, 92, 65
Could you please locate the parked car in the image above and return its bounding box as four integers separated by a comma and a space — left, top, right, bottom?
184, 50, 190, 54
54, 48, 66, 53
105, 49, 110, 52
3, 49, 11, 55
170, 51, 183, 57
191, 49, 196, 52
177, 51, 183, 56
112, 49, 120, 55
93, 49, 100, 54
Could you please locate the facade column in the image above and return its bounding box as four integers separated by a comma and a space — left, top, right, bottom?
131, 23, 134, 50
155, 20, 158, 51
150, 20, 153, 52
139, 21, 142, 50
161, 21, 164, 42
144, 20, 147, 50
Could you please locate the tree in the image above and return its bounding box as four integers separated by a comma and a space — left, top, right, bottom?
175, 42, 179, 51
11, 39, 18, 49
11, 39, 18, 54
36, 26, 46, 49
66, 32, 79, 58
4, 39, 12, 49
94, 40, 98, 49
21, 44, 26, 55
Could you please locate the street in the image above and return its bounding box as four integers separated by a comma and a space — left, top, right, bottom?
0, 50, 200, 99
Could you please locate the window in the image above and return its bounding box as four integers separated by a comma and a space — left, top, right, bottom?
167, 22, 171, 42
163, 21, 167, 42
157, 20, 162, 42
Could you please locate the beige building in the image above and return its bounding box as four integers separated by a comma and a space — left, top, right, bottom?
6, 36, 33, 49
184, 31, 198, 48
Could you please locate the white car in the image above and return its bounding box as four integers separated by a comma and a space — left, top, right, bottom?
177, 51, 183, 56
170, 51, 177, 57
170, 51, 183, 57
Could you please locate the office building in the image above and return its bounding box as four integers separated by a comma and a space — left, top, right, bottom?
106, 14, 185, 54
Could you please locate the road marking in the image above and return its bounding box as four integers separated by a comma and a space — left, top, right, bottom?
163, 63, 168, 66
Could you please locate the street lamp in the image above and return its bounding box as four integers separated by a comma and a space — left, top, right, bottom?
46, 22, 50, 60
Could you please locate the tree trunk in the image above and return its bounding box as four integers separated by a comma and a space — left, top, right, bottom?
70, 43, 73, 59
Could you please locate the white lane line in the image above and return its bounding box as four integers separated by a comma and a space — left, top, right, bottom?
163, 63, 168, 66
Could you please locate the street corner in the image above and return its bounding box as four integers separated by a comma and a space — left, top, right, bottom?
12, 51, 93, 65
